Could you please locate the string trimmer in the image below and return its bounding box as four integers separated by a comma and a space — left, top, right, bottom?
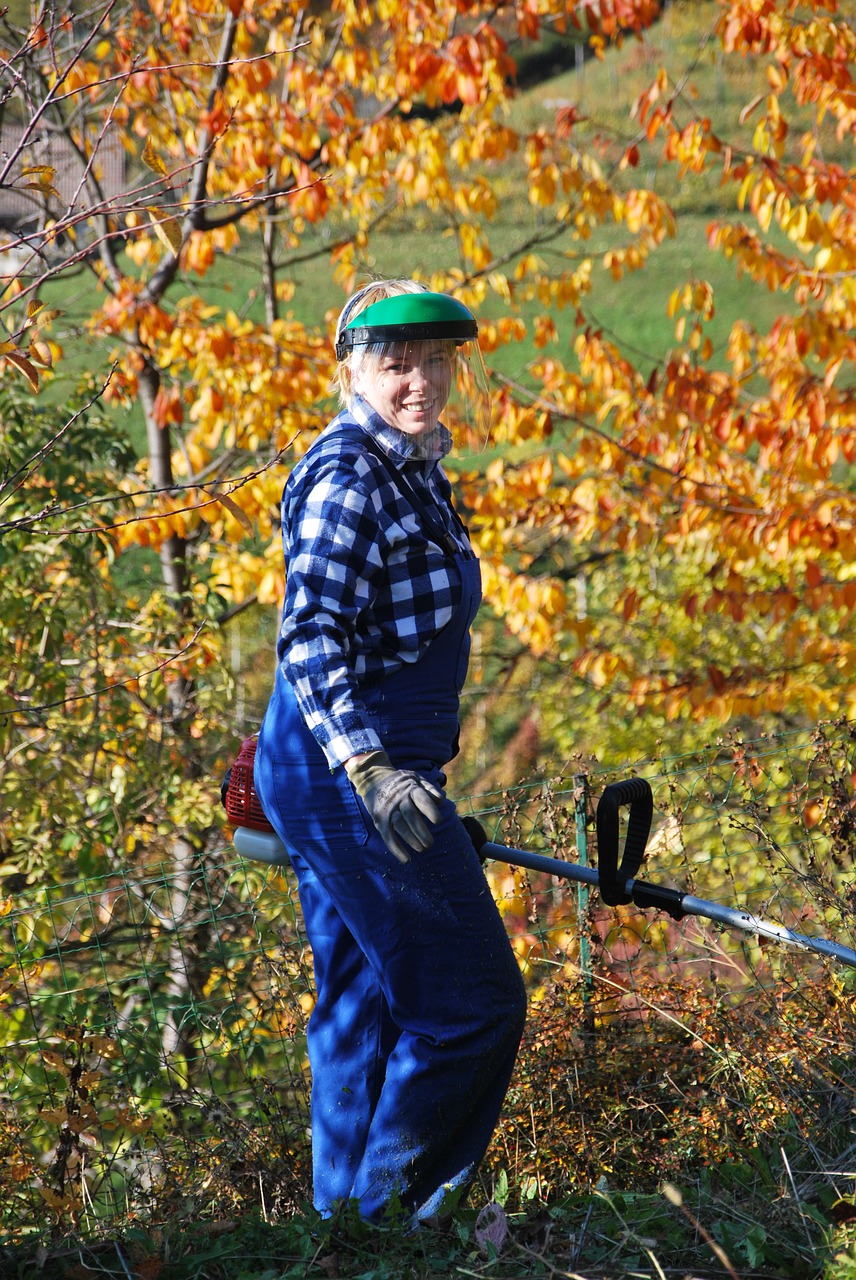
223, 739, 856, 971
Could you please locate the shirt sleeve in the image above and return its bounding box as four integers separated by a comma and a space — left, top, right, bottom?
277, 450, 389, 767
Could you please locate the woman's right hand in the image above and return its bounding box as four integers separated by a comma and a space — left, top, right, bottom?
345, 751, 444, 864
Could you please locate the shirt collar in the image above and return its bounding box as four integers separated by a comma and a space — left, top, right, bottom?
347, 396, 452, 463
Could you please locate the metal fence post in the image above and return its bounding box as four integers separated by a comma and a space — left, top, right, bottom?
574, 773, 593, 1004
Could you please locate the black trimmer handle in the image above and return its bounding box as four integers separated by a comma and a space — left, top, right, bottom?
595, 778, 654, 906
464, 772, 856, 968
461, 814, 490, 863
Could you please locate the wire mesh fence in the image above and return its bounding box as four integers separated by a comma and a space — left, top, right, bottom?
2, 721, 856, 1244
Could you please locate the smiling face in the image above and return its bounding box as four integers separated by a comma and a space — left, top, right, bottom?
353, 340, 456, 436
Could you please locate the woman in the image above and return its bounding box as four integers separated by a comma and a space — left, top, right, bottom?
254, 279, 527, 1225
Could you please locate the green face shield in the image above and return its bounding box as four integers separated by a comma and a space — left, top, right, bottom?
335, 292, 491, 448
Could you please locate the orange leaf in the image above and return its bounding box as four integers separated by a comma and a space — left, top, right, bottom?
5, 350, 39, 390
708, 665, 726, 692
805, 562, 823, 589
739, 94, 764, 124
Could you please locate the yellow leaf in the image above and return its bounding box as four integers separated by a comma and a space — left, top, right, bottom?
141, 139, 168, 178
488, 271, 512, 303
31, 306, 61, 326
41, 1050, 68, 1074
210, 490, 253, 534
737, 168, 755, 209
115, 1107, 152, 1135
148, 207, 183, 254
88, 1035, 121, 1059
19, 166, 60, 199
39, 1187, 71, 1212
39, 1106, 69, 1125
29, 340, 54, 369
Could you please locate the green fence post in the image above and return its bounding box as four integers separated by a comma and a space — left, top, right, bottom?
574, 773, 595, 1037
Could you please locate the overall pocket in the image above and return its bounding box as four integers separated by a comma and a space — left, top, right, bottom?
266, 758, 372, 867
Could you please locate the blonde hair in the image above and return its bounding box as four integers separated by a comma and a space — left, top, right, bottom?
333, 278, 429, 407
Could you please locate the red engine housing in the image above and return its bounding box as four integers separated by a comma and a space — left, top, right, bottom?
223, 736, 275, 832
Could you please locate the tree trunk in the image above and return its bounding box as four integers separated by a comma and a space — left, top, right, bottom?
137, 356, 189, 606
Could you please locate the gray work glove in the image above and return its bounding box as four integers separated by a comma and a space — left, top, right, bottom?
345, 750, 444, 864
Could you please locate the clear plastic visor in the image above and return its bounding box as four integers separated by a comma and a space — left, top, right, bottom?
349, 337, 491, 451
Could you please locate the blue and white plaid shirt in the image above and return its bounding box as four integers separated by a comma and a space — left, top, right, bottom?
277, 397, 478, 767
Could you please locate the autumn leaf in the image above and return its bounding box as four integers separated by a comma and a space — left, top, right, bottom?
475, 1202, 509, 1255
140, 138, 169, 178
88, 1036, 121, 1059
147, 207, 183, 254
207, 489, 253, 534
4, 350, 40, 390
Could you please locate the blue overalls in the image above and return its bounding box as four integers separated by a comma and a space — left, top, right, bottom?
254, 449, 527, 1223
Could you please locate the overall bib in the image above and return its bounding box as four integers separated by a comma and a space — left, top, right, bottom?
255, 486, 527, 1222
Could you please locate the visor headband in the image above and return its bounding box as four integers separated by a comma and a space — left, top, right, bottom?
335, 318, 475, 359
334, 282, 383, 349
